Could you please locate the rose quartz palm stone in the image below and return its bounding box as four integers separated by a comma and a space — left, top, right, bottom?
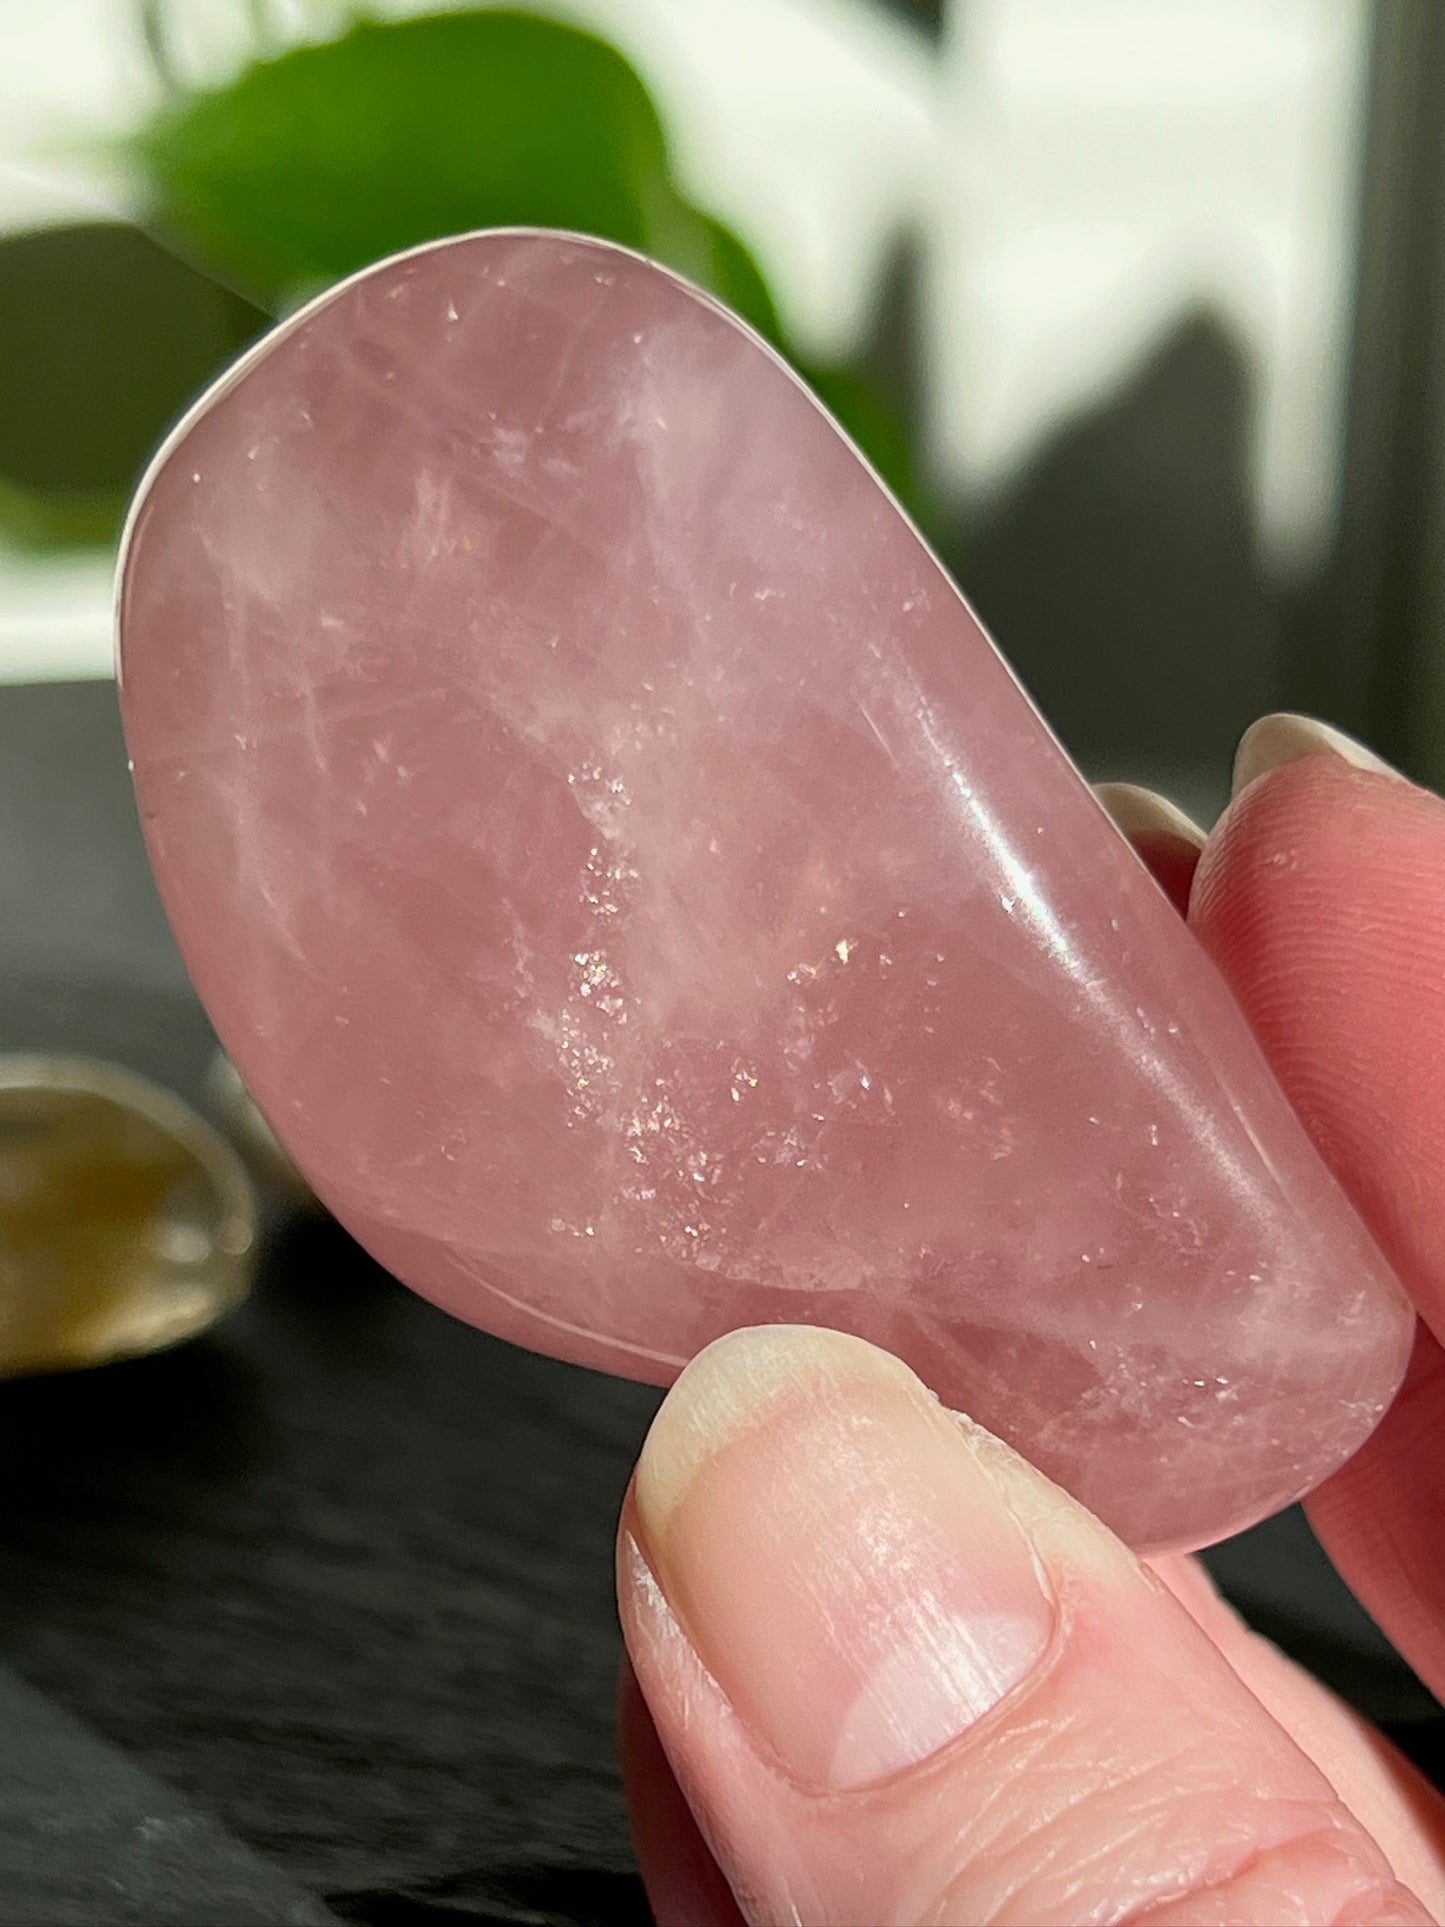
117, 230, 1411, 1551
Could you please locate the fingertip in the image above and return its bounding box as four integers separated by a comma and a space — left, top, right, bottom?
632, 1324, 915, 1546
1095, 781, 1207, 916
1095, 782, 1207, 847
1231, 712, 1398, 796
629, 1325, 1058, 1794
1191, 752, 1445, 1320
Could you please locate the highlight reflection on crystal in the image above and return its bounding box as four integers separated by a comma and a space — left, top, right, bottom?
118, 231, 1411, 1551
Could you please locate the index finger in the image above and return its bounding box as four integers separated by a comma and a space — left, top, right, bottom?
1189, 719, 1445, 1701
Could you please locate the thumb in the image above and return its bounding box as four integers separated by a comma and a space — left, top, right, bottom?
618, 1327, 1426, 1926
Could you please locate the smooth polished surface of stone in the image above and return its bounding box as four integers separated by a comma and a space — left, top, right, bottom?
118, 231, 1412, 1551
0, 1058, 255, 1374
207, 1051, 319, 1208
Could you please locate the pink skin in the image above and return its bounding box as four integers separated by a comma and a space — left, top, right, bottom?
618, 728, 1445, 1926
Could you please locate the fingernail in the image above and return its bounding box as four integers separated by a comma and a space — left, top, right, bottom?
1232, 713, 1396, 798
1095, 782, 1207, 849
630, 1326, 1054, 1791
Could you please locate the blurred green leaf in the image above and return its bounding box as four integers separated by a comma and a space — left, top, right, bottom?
132, 11, 672, 308
124, 6, 920, 520
0, 221, 266, 548
0, 478, 126, 552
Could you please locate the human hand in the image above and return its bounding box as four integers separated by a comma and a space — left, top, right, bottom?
616, 715, 1445, 1926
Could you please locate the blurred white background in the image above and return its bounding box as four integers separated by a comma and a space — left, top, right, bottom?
0, 0, 1369, 682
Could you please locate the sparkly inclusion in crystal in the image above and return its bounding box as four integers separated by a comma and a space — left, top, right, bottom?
117, 230, 1412, 1552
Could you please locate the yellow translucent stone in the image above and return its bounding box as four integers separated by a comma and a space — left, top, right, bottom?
207, 1052, 318, 1206
0, 1058, 256, 1375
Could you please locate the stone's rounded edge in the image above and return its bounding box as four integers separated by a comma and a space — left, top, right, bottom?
359, 1236, 1415, 1560
341, 1208, 689, 1390
1325, 1284, 1418, 1488
112, 218, 1107, 1005
0, 1054, 259, 1266
113, 230, 723, 686
117, 227, 856, 596
1132, 1306, 1417, 1556
206, 1051, 321, 1208
113, 225, 1016, 719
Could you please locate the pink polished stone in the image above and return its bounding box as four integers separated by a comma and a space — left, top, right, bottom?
118, 230, 1412, 1551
